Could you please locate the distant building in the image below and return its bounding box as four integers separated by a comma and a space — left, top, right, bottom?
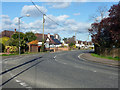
0, 29, 21, 38
63, 36, 76, 46
76, 40, 94, 49
35, 33, 62, 48
0, 29, 16, 38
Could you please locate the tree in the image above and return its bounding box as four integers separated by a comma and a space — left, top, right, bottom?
0, 43, 5, 52
89, 2, 120, 48
12, 32, 25, 39
108, 2, 120, 47
0, 37, 10, 45
7, 32, 27, 53
89, 6, 108, 23
69, 42, 75, 47
9, 32, 37, 53
24, 32, 37, 42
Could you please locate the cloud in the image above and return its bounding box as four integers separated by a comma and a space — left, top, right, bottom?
1, 14, 90, 36
1, 15, 10, 19
73, 13, 80, 16
48, 2, 71, 9
21, 5, 47, 17
57, 15, 69, 21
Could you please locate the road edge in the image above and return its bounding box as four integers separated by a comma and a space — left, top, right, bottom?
78, 53, 119, 68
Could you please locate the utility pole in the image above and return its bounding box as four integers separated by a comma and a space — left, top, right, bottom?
41, 14, 45, 52
43, 14, 45, 41
75, 32, 77, 42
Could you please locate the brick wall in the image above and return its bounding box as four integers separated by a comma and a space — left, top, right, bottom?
50, 47, 69, 52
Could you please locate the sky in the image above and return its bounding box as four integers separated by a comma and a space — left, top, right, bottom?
0, 1, 119, 41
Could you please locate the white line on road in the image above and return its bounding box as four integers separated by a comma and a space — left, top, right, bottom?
78, 53, 86, 61
54, 55, 56, 59
63, 63, 67, 64
19, 82, 28, 87
15, 79, 21, 83
93, 70, 97, 72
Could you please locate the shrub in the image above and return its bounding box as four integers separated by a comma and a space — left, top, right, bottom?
5, 46, 18, 53
69, 43, 75, 47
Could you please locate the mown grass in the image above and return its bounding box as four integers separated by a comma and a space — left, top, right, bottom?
91, 53, 120, 61
1, 53, 18, 56
0, 51, 49, 56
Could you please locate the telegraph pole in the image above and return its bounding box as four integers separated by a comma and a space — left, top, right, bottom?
41, 14, 45, 52
75, 32, 77, 43
43, 14, 45, 41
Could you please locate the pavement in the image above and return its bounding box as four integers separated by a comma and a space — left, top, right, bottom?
1, 50, 119, 89
80, 53, 120, 67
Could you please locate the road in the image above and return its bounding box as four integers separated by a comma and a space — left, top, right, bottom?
1, 50, 118, 89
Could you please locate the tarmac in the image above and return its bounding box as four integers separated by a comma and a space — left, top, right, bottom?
80, 53, 120, 67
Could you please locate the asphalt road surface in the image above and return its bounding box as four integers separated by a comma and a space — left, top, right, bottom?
1, 50, 118, 89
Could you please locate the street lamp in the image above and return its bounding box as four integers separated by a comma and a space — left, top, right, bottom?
18, 14, 30, 55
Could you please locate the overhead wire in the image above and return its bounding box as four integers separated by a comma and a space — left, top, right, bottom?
30, 0, 90, 41
31, 0, 63, 27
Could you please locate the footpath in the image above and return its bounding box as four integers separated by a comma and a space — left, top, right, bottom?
80, 53, 120, 67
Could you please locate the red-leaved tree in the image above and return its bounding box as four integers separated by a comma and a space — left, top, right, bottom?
89, 2, 120, 48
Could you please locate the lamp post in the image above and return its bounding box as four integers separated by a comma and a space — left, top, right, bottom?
18, 14, 30, 55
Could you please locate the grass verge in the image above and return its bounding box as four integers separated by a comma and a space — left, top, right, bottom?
1, 53, 18, 56
0, 51, 49, 56
91, 53, 120, 61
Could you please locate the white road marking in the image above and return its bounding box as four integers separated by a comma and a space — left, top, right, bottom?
93, 70, 97, 72
63, 63, 67, 64
20, 82, 28, 87
26, 87, 32, 89
54, 55, 56, 59
78, 53, 86, 61
15, 79, 21, 83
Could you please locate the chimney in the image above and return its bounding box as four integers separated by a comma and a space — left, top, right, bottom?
55, 34, 58, 39
15, 29, 16, 32
48, 33, 50, 38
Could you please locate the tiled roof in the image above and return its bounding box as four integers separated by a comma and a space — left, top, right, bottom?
35, 33, 61, 45
35, 33, 48, 42
0, 30, 15, 38
0, 30, 22, 38
50, 36, 62, 45
28, 40, 38, 44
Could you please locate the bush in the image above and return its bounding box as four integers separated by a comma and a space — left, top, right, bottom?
69, 43, 75, 47
5, 46, 18, 53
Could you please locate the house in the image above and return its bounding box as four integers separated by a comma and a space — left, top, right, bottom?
0, 30, 15, 38
76, 40, 94, 49
76, 40, 85, 48
0, 29, 21, 38
63, 36, 76, 46
35, 33, 62, 49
